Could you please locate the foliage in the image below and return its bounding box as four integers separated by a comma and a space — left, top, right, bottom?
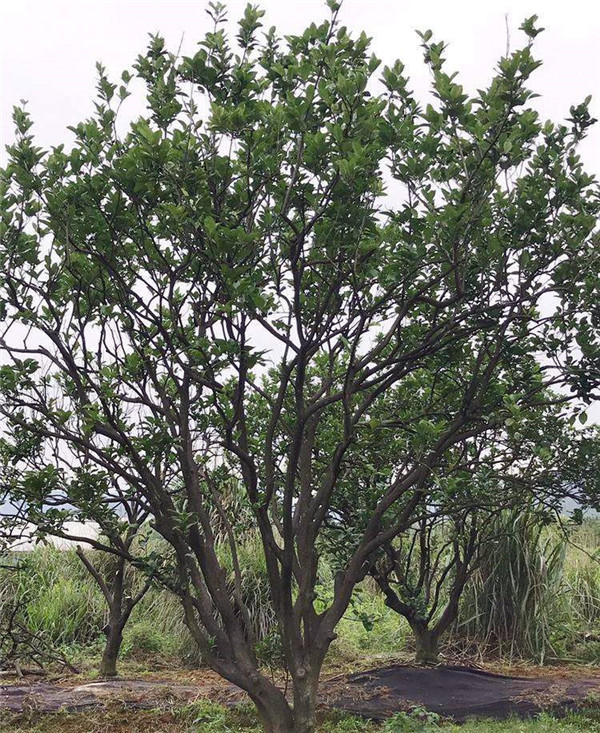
382, 708, 441, 732
19, 550, 105, 645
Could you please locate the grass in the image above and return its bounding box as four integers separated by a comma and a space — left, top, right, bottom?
5, 518, 600, 674
330, 584, 409, 667
456, 712, 600, 732
4, 705, 600, 733
452, 514, 600, 664
453, 511, 566, 663
1, 543, 411, 675
0, 545, 194, 671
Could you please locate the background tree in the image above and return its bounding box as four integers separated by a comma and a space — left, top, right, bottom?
0, 4, 598, 732
372, 507, 482, 665
1, 480, 157, 677
325, 398, 600, 665
74, 532, 153, 678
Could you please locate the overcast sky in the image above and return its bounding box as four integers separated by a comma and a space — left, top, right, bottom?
1, 0, 599, 421
1, 0, 599, 168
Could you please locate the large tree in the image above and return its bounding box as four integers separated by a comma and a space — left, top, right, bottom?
0, 4, 598, 731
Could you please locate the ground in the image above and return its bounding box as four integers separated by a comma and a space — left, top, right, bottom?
3, 660, 600, 733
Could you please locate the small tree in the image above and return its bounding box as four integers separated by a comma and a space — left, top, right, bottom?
329, 403, 597, 665
1, 5, 598, 731
372, 510, 481, 665
372, 503, 564, 665
2, 485, 155, 677
75, 538, 152, 677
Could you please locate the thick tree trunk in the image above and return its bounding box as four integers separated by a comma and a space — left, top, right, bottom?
291, 669, 320, 733
255, 707, 295, 733
100, 617, 124, 677
232, 662, 321, 733
412, 624, 440, 666
249, 681, 295, 733
180, 586, 327, 733
256, 699, 319, 733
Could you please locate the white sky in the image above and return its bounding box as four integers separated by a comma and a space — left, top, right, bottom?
0, 0, 599, 422
1, 0, 599, 169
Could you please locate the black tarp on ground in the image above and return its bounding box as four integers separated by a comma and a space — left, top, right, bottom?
328, 665, 600, 722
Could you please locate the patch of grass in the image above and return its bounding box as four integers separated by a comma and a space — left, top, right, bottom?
454, 711, 600, 732
177, 700, 263, 731
318, 710, 374, 732
6, 706, 600, 733
329, 582, 410, 667
454, 511, 567, 663
2, 704, 379, 733
381, 708, 441, 732
5, 518, 600, 683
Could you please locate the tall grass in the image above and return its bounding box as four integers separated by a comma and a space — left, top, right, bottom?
216, 533, 278, 643
0, 545, 193, 664
453, 513, 600, 663
454, 511, 567, 662
0, 535, 282, 668
4, 516, 600, 671
564, 520, 600, 632
5, 547, 106, 646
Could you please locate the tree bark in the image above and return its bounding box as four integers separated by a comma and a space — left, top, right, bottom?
412, 624, 440, 666
232, 668, 321, 733
291, 669, 320, 733
99, 614, 124, 677
248, 680, 295, 733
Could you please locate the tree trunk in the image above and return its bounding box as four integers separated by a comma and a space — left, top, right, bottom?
243, 666, 321, 733
249, 681, 295, 733
291, 668, 320, 733
412, 624, 440, 666
257, 705, 318, 733
258, 713, 296, 733
180, 589, 326, 733
100, 617, 124, 677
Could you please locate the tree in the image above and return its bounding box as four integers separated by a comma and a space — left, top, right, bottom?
75, 534, 152, 678
327, 401, 599, 665
0, 4, 598, 731
1, 481, 155, 677
370, 455, 596, 666
372, 509, 481, 665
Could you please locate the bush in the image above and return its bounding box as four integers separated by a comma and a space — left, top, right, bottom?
382, 709, 441, 733
122, 622, 164, 657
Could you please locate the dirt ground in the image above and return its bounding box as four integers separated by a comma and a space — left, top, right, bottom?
2, 664, 600, 723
